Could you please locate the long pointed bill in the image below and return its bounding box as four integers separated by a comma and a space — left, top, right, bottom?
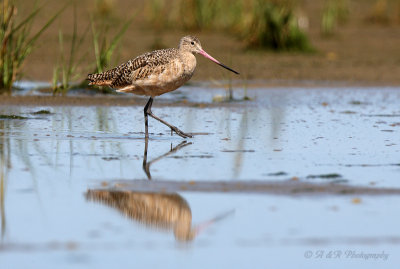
199, 50, 240, 75
193, 209, 235, 236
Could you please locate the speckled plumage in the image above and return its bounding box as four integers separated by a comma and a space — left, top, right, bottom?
87, 35, 238, 138
87, 36, 201, 97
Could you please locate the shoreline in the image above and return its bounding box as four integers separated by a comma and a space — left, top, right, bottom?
1, 82, 400, 107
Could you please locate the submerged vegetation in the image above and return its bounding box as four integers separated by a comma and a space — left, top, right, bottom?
0, 0, 65, 93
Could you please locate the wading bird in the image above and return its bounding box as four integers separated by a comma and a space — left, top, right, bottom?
87, 36, 239, 138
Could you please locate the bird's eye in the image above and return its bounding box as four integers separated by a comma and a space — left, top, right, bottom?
190, 41, 195, 45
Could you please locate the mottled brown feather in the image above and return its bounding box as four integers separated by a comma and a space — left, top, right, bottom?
88, 48, 180, 89
87, 36, 222, 97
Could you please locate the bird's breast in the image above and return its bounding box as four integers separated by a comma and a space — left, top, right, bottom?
181, 52, 197, 77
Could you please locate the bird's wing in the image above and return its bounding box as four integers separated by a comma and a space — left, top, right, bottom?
111, 48, 178, 88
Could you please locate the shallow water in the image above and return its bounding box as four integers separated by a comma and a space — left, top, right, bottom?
1, 87, 399, 268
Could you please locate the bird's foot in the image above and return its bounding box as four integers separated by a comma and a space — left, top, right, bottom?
170, 126, 193, 138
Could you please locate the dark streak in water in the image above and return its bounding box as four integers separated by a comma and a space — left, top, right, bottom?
306, 173, 342, 179
0, 114, 28, 120
320, 163, 400, 167
99, 180, 400, 196
31, 110, 51, 115
266, 172, 288, 176
221, 150, 255, 153
362, 114, 400, 117
168, 155, 213, 159
340, 111, 357, 114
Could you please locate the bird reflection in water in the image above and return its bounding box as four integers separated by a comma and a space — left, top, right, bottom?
142, 137, 192, 180
87, 138, 233, 242
86, 190, 198, 241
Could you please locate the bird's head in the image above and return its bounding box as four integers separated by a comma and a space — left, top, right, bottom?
178, 35, 240, 75
178, 35, 203, 54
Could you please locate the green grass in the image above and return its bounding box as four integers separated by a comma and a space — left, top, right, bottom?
178, 0, 219, 30
321, 0, 349, 36
91, 17, 133, 74
0, 0, 66, 93
88, 17, 132, 93
147, 0, 241, 31
146, 0, 313, 52
52, 6, 133, 94
53, 5, 89, 94
244, 0, 313, 51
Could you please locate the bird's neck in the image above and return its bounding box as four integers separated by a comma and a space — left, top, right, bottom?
179, 51, 197, 76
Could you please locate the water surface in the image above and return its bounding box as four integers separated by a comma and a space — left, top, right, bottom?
1, 86, 399, 268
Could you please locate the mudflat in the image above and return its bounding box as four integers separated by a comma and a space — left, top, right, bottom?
12, 0, 400, 86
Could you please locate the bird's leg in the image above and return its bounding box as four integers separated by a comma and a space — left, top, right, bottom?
144, 97, 193, 138
142, 136, 151, 179
143, 97, 154, 138
148, 111, 193, 138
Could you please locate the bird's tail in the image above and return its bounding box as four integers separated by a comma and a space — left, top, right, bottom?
87, 67, 118, 86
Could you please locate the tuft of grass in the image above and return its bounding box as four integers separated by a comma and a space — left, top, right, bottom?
91, 17, 133, 74
178, 0, 219, 30
321, 0, 349, 36
147, 0, 241, 31
52, 5, 89, 94
87, 17, 133, 94
0, 1, 66, 93
244, 0, 313, 51
88, 17, 132, 93
145, 0, 313, 52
